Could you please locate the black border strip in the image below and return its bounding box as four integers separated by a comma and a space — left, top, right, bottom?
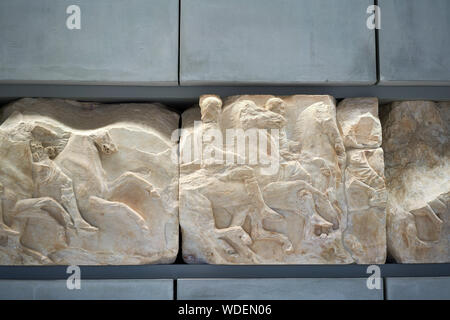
0, 264, 449, 280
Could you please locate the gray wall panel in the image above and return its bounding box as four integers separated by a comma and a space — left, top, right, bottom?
177, 278, 383, 300
0, 279, 174, 300
379, 0, 450, 85
180, 0, 376, 85
385, 277, 450, 300
0, 0, 179, 85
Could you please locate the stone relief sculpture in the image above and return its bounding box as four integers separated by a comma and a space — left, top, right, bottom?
179, 95, 386, 264
338, 98, 387, 264
0, 98, 179, 265
1, 96, 446, 266
382, 101, 449, 263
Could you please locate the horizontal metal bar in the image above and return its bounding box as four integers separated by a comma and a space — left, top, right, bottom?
0, 264, 449, 280
0, 85, 449, 109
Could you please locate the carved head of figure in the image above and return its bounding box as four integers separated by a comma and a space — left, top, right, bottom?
265, 97, 286, 116
199, 95, 222, 123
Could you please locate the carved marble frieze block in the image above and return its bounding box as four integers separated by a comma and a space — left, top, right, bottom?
179, 95, 386, 264
0, 98, 179, 265
382, 101, 449, 263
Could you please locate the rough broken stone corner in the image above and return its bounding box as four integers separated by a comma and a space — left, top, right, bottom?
0, 97, 448, 265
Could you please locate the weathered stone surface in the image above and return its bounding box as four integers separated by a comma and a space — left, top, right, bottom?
179, 95, 386, 264
336, 98, 382, 149
0, 98, 179, 265
382, 101, 449, 263
338, 98, 386, 264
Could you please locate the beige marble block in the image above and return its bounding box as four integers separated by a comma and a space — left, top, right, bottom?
338, 98, 386, 264
179, 95, 386, 264
383, 101, 449, 263
0, 98, 179, 265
